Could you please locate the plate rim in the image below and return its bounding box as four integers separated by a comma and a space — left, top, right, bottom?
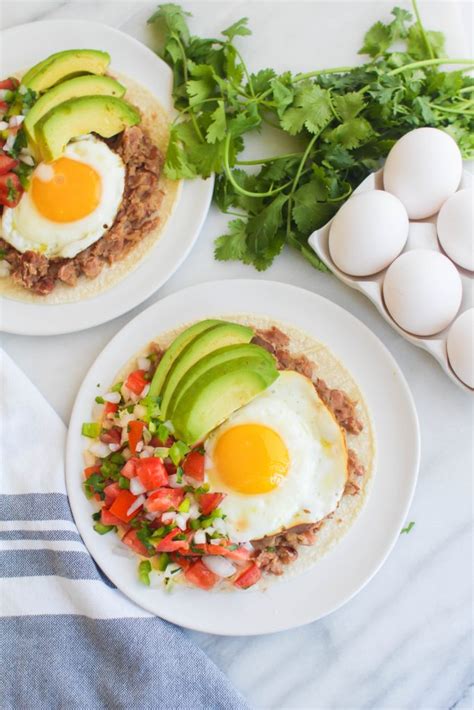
0, 19, 214, 336
66, 279, 420, 635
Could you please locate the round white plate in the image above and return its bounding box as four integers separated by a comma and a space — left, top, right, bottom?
0, 21, 214, 336
66, 280, 420, 635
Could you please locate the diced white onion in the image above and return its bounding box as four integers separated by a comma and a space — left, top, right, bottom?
19, 154, 35, 166
138, 357, 151, 371
163, 563, 182, 579
213, 518, 227, 534
175, 513, 189, 531
209, 537, 223, 546
130, 477, 146, 496
0, 121, 8, 130
193, 529, 206, 545
141, 384, 150, 397
4, 133, 16, 153
9, 115, 24, 127
167, 474, 184, 489
188, 504, 200, 520
163, 420, 175, 434
0, 260, 11, 277
122, 447, 132, 461
108, 443, 121, 453
205, 526, 215, 535
83, 450, 97, 467
161, 511, 176, 525
145, 512, 158, 521
202, 555, 236, 578
89, 442, 111, 458
133, 404, 147, 419
118, 411, 134, 426
126, 494, 145, 517
183, 475, 200, 488
135, 441, 144, 453
242, 541, 254, 551
104, 391, 121, 404
143, 428, 152, 445
139, 449, 152, 459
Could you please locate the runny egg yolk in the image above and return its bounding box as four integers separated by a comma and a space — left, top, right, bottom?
213, 423, 289, 494
31, 157, 102, 222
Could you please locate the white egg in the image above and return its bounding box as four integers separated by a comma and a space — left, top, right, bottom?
437, 189, 473, 271
328, 190, 408, 276
204, 371, 348, 542
383, 128, 462, 219
383, 250, 462, 336
447, 309, 474, 388
1, 136, 125, 259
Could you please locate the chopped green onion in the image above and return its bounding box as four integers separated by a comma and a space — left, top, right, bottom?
154, 447, 169, 459
110, 452, 125, 465
190, 519, 200, 530
169, 440, 190, 466
95, 396, 105, 404
118, 476, 130, 490
111, 381, 123, 392
157, 552, 170, 572
150, 526, 166, 539
81, 422, 100, 438
178, 498, 190, 513
176, 466, 184, 483
148, 421, 157, 434
93, 522, 116, 535
138, 560, 152, 586
157, 423, 171, 443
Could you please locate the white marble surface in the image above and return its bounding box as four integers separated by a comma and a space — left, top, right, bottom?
1, 2, 473, 708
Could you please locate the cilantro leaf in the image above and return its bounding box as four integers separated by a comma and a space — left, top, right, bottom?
222, 17, 251, 41
358, 21, 392, 58
148, 3, 191, 43
270, 77, 294, 118
206, 100, 226, 143
324, 117, 374, 149
333, 92, 365, 121
292, 179, 335, 234
248, 68, 276, 95
281, 82, 332, 135
214, 219, 250, 262
407, 25, 445, 60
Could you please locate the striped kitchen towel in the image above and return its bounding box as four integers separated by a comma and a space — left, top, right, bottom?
0, 350, 248, 710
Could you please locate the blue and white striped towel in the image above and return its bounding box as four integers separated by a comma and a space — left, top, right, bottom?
0, 351, 248, 710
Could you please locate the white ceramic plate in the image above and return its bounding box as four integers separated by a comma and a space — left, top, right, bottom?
66, 280, 420, 635
0, 21, 214, 336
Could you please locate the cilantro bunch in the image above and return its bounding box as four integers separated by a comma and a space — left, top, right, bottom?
148, 1, 474, 272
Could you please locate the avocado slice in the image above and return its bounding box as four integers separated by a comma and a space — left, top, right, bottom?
167, 343, 276, 418
160, 322, 254, 419
149, 320, 223, 399
24, 75, 126, 146
35, 95, 140, 161
21, 49, 110, 93
172, 356, 279, 445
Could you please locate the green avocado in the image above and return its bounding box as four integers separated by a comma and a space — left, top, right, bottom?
35, 95, 140, 161
167, 343, 276, 418
21, 49, 110, 93
160, 322, 254, 419
149, 320, 223, 400
24, 75, 126, 146
172, 355, 279, 445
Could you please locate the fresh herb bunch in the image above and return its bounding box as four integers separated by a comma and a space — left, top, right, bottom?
148, 1, 474, 272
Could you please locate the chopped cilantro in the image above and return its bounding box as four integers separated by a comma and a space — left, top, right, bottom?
401, 521, 415, 534
138, 560, 152, 586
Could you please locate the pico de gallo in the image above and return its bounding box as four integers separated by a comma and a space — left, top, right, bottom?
82, 349, 261, 591
0, 77, 36, 210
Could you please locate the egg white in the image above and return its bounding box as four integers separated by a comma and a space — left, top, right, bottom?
204, 371, 348, 542
0, 136, 125, 259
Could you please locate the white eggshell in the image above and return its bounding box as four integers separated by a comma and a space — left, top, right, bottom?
437, 188, 473, 271
383, 128, 462, 219
328, 190, 409, 276
447, 309, 474, 388
383, 250, 462, 336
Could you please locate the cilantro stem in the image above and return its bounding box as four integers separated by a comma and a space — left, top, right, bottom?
459, 86, 474, 94
294, 66, 355, 82
223, 132, 293, 197
236, 152, 303, 165
411, 0, 434, 60
387, 58, 474, 76
174, 34, 204, 142
286, 132, 319, 236
429, 102, 474, 116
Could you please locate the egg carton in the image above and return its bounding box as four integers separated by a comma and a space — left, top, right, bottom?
308, 169, 473, 393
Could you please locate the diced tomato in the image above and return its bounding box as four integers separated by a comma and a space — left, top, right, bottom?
0, 101, 8, 116
100, 427, 121, 446
100, 507, 124, 527
233, 562, 261, 589
155, 528, 189, 553
128, 420, 146, 454
83, 465, 101, 478
104, 401, 118, 416
0, 152, 18, 176
199, 492, 225, 516
121, 458, 138, 479
103, 482, 121, 508
170, 553, 194, 572
164, 461, 177, 477
203, 543, 251, 562
125, 369, 148, 395
121, 529, 151, 557
185, 559, 218, 590
0, 78, 18, 90
145, 487, 184, 513
109, 489, 141, 523
0, 173, 22, 208
135, 457, 168, 491
183, 450, 205, 482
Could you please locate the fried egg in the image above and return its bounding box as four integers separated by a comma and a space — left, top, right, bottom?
204, 371, 348, 542
1, 136, 125, 259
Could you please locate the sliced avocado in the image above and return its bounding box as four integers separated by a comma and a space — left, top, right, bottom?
160, 322, 254, 419
167, 343, 276, 418
35, 95, 140, 161
172, 356, 279, 445
149, 320, 223, 399
24, 75, 126, 145
21, 49, 110, 93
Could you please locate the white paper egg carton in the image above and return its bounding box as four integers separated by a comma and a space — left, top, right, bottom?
308, 169, 473, 392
